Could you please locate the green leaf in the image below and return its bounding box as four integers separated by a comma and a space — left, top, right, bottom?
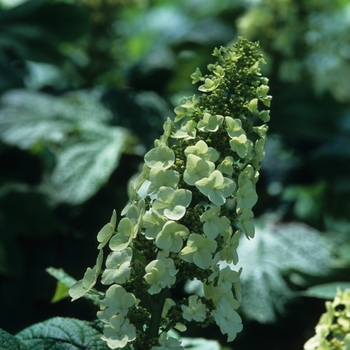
0, 90, 129, 204
236, 215, 332, 323
46, 267, 100, 305
46, 267, 78, 298
50, 281, 70, 304
300, 282, 350, 300
167, 329, 221, 349
0, 90, 111, 149
16, 317, 109, 350
180, 337, 221, 350
0, 0, 89, 63
0, 327, 28, 350
49, 125, 128, 204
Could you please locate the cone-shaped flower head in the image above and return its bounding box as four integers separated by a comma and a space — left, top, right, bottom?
69, 37, 270, 349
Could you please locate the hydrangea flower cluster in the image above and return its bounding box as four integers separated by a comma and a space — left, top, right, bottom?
69, 37, 271, 350
304, 289, 350, 350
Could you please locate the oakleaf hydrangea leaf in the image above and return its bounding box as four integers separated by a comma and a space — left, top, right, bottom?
16, 317, 109, 350
46, 268, 84, 304
0, 327, 27, 350
0, 89, 128, 205
301, 282, 350, 300
179, 336, 220, 350
50, 281, 70, 304
236, 216, 332, 323
0, 89, 111, 148
49, 125, 128, 205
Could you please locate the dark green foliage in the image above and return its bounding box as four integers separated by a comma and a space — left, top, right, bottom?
0, 0, 90, 92
16, 317, 109, 350
238, 217, 332, 323
0, 0, 89, 62
0, 328, 27, 350
0, 0, 350, 349
301, 282, 350, 299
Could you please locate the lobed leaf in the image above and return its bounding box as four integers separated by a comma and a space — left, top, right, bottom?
16, 317, 109, 350
0, 89, 112, 149
0, 327, 28, 350
49, 126, 128, 204
300, 282, 350, 300
236, 215, 332, 323
0, 89, 129, 205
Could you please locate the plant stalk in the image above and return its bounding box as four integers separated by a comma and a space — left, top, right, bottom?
147, 288, 168, 341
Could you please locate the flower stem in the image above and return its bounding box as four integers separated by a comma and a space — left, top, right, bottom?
147, 288, 168, 341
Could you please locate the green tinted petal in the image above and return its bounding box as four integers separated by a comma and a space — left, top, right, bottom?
144, 143, 175, 169
109, 217, 134, 251
197, 113, 224, 132
225, 117, 245, 138
190, 67, 203, 84
195, 171, 236, 206
184, 154, 215, 186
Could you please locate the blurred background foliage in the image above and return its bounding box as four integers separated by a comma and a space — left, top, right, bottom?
0, 0, 350, 349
